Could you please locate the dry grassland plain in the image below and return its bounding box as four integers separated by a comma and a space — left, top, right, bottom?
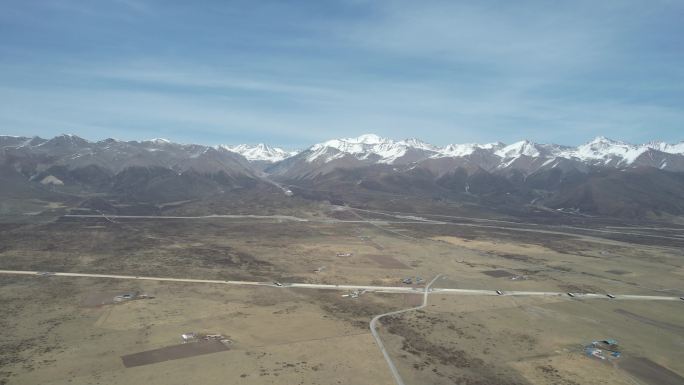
1, 206, 683, 384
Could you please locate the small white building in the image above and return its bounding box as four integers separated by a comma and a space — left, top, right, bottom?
181, 332, 197, 343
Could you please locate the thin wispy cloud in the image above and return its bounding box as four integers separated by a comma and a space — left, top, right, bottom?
81, 66, 341, 99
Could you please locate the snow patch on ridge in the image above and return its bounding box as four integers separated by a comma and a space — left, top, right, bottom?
307, 134, 414, 164
565, 136, 645, 165
556, 136, 684, 166
495, 141, 541, 158
147, 138, 171, 144
222, 143, 297, 162
435, 142, 503, 158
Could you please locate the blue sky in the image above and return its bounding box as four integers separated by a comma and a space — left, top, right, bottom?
1, 0, 682, 148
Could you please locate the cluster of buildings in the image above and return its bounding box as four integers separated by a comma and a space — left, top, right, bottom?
113, 292, 153, 303
584, 339, 621, 360
341, 289, 366, 299
181, 332, 232, 345
401, 277, 424, 285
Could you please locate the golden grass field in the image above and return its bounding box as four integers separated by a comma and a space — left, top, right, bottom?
1, 206, 683, 384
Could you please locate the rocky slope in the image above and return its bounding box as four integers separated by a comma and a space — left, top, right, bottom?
2, 133, 683, 218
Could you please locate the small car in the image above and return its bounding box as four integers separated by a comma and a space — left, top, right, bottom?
496, 290, 504, 295
567, 292, 575, 297
273, 281, 283, 287
606, 294, 616, 299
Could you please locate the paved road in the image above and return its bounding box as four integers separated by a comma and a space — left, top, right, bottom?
63, 207, 684, 245
369, 274, 443, 385
63, 214, 309, 221
348, 207, 684, 243
432, 288, 681, 301
0, 270, 681, 301
63, 211, 684, 244
64, 213, 440, 226
1, 269, 681, 385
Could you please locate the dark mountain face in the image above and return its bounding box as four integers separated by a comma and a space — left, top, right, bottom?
111, 167, 257, 202
33, 164, 114, 191
2, 134, 684, 219
543, 168, 684, 217
0, 135, 263, 204
270, 160, 684, 219
261, 135, 684, 219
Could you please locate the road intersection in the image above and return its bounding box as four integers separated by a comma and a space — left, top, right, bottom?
1, 269, 681, 301
1, 268, 682, 385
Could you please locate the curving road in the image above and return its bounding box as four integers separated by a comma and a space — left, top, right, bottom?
369, 274, 442, 385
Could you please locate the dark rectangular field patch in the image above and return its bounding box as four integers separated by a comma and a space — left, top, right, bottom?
482, 270, 515, 278
121, 341, 229, 368
605, 270, 630, 275
614, 309, 684, 333
619, 357, 684, 385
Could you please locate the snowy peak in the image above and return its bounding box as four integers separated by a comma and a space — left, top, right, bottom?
399, 138, 438, 151
305, 134, 507, 164
349, 133, 386, 144
436, 142, 504, 158
570, 137, 655, 165
495, 140, 542, 158
146, 138, 172, 145
654, 141, 684, 154
587, 136, 621, 145
222, 143, 297, 162
306, 133, 439, 164
578, 136, 630, 154
310, 134, 389, 150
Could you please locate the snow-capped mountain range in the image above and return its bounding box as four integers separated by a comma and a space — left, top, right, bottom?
306, 134, 438, 163
2, 133, 683, 170
273, 134, 684, 175
3, 133, 684, 175
2, 133, 684, 218
299, 133, 683, 166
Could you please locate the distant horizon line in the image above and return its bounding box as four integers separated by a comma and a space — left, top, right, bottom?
1, 132, 683, 150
